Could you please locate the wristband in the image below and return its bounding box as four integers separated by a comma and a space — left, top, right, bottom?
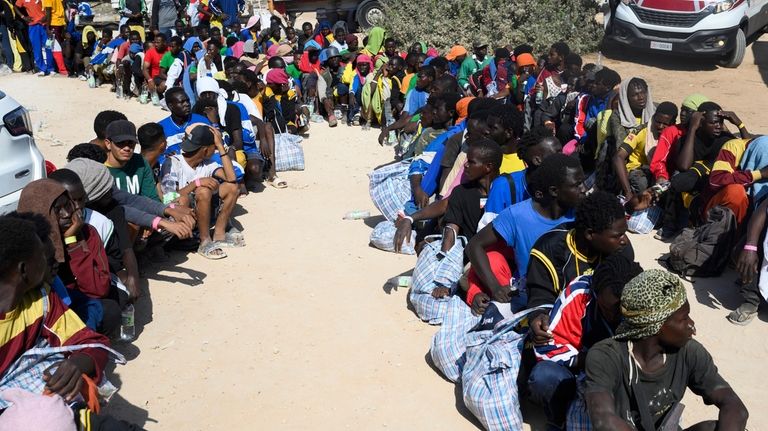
195, 178, 201, 188
738, 122, 746, 129
403, 216, 414, 224
152, 217, 162, 231
744, 244, 758, 252
64, 236, 77, 245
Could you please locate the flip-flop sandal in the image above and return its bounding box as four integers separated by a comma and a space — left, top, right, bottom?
198, 241, 227, 259
221, 232, 246, 247
726, 305, 758, 326
328, 114, 338, 127
269, 177, 288, 189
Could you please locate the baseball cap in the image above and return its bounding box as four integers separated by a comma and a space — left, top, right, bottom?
445, 45, 467, 61
180, 124, 215, 153
105, 120, 137, 143
472, 40, 488, 49
244, 39, 257, 54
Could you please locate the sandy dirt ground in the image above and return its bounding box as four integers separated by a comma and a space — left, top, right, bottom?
2, 38, 768, 430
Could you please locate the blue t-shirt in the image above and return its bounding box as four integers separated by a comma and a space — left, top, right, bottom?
485, 170, 529, 215
158, 114, 211, 166
492, 199, 574, 278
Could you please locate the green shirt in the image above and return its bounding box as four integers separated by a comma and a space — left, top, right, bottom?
458, 55, 492, 90
285, 64, 302, 79
159, 51, 175, 71
107, 154, 160, 201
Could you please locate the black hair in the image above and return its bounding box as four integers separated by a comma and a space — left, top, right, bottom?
48, 168, 84, 189
389, 56, 404, 67
575, 190, 625, 233
468, 108, 492, 122
430, 93, 462, 122
302, 22, 312, 29
5, 211, 52, 244
170, 35, 183, 46
627, 77, 648, 92
551, 41, 570, 58
384, 37, 396, 45
102, 29, 113, 38
231, 80, 249, 94
120, 24, 130, 32
217, 80, 235, 99
512, 44, 533, 58
470, 138, 503, 171
93, 110, 127, 139
67, 143, 108, 163
223, 56, 240, 71
592, 254, 643, 298
137, 123, 166, 152
208, 37, 222, 48
565, 53, 583, 68
154, 32, 167, 41
268, 56, 285, 69
517, 125, 557, 159
582, 63, 597, 73
0, 216, 39, 276
418, 64, 436, 79
487, 103, 524, 139
656, 101, 679, 119
594, 67, 621, 89
405, 52, 419, 64
226, 35, 239, 47
429, 56, 448, 71
467, 97, 499, 116
432, 74, 460, 96
210, 26, 221, 34
528, 153, 581, 195
697, 101, 722, 113
242, 69, 261, 86
129, 30, 141, 40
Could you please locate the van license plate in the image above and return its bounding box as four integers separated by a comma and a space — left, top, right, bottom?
650, 41, 672, 51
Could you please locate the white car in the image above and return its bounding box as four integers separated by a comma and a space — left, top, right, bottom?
0, 91, 46, 215
605, 0, 768, 67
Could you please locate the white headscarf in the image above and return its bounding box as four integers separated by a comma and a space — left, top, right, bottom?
619, 77, 655, 129
196, 77, 230, 126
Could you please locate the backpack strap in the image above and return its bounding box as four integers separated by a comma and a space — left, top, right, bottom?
501, 173, 517, 205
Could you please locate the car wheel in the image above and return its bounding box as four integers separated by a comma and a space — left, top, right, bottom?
720, 28, 746, 68
355, 0, 384, 30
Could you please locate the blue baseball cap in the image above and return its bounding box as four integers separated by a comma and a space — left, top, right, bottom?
129, 43, 142, 54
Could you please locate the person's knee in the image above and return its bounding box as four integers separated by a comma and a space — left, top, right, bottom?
219, 182, 238, 199
195, 186, 213, 202
527, 361, 576, 400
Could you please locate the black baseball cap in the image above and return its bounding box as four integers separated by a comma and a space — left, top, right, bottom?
105, 120, 137, 143
181, 124, 215, 153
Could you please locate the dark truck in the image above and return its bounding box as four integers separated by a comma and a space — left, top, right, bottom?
272, 0, 384, 29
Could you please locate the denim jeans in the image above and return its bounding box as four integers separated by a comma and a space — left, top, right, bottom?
527, 361, 577, 427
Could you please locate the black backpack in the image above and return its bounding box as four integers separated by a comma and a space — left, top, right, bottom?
660, 205, 737, 279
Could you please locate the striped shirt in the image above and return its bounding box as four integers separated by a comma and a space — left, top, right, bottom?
0, 286, 109, 382
709, 138, 761, 189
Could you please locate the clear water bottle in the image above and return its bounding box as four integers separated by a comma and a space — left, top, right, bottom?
116, 84, 124, 99
535, 87, 543, 104
139, 84, 149, 104
151, 90, 160, 106
343, 210, 370, 220
161, 175, 179, 204
120, 304, 135, 342
87, 71, 96, 88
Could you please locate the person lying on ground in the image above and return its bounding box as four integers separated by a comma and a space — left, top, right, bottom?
529, 254, 643, 430
466, 154, 584, 315
480, 126, 562, 227
528, 190, 634, 346
159, 124, 240, 259
585, 269, 748, 431
104, 120, 161, 201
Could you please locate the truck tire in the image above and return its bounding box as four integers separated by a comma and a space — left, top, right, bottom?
720, 28, 746, 68
355, 0, 384, 30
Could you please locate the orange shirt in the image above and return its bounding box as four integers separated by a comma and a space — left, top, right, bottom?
15, 0, 46, 25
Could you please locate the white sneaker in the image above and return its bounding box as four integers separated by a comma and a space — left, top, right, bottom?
36, 71, 45, 77
49, 71, 58, 76
79, 75, 87, 81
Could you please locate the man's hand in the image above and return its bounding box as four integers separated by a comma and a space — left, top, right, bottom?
529, 314, 554, 346
393, 217, 413, 254
196, 177, 219, 191
471, 293, 491, 316
44, 357, 87, 401
413, 189, 429, 209
203, 106, 219, 124
736, 249, 760, 284
166, 206, 196, 229
688, 111, 704, 131
159, 219, 193, 239
259, 140, 272, 160
431, 287, 450, 299
63, 209, 84, 238
146, 79, 156, 93
490, 284, 514, 303
378, 129, 388, 146
718, 110, 742, 127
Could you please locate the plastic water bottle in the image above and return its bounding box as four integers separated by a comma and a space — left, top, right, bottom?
535, 87, 543, 104
139, 84, 149, 104
120, 304, 135, 342
151, 90, 160, 106
161, 176, 179, 204
343, 210, 370, 220
87, 71, 96, 88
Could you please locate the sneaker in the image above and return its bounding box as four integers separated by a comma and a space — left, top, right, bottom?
79, 75, 87, 81
49, 71, 58, 76
36, 71, 45, 77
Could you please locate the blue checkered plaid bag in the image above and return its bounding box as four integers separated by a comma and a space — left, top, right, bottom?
274, 133, 305, 172
429, 295, 481, 382
409, 231, 467, 325
368, 161, 412, 222
461, 306, 551, 431
369, 220, 416, 255
627, 205, 662, 235
566, 373, 592, 431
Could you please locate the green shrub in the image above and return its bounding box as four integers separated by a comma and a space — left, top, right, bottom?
381, 0, 603, 55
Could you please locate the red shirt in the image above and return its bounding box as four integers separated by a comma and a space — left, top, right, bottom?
15, 0, 46, 25
650, 124, 686, 181
144, 46, 168, 78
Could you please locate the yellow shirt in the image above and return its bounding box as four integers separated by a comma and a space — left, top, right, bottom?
500, 153, 526, 174
42, 0, 65, 26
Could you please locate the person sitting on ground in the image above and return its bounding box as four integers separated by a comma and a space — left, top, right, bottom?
318, 46, 346, 127
731, 193, 768, 325
262, 68, 300, 135
377, 64, 436, 144
159, 124, 240, 259
344, 53, 374, 126
528, 254, 643, 431
573, 67, 621, 159
458, 41, 491, 95
90, 110, 128, 150
480, 127, 563, 227
0, 216, 143, 430
142, 32, 169, 100
104, 120, 161, 201
585, 269, 749, 431
137, 122, 168, 184
159, 86, 213, 164
466, 154, 585, 315
613, 101, 678, 206
444, 44, 467, 77
530, 41, 570, 96
116, 31, 143, 99
17, 179, 120, 336
528, 190, 634, 347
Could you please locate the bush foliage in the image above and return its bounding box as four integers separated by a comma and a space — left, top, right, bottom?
381, 0, 603, 55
